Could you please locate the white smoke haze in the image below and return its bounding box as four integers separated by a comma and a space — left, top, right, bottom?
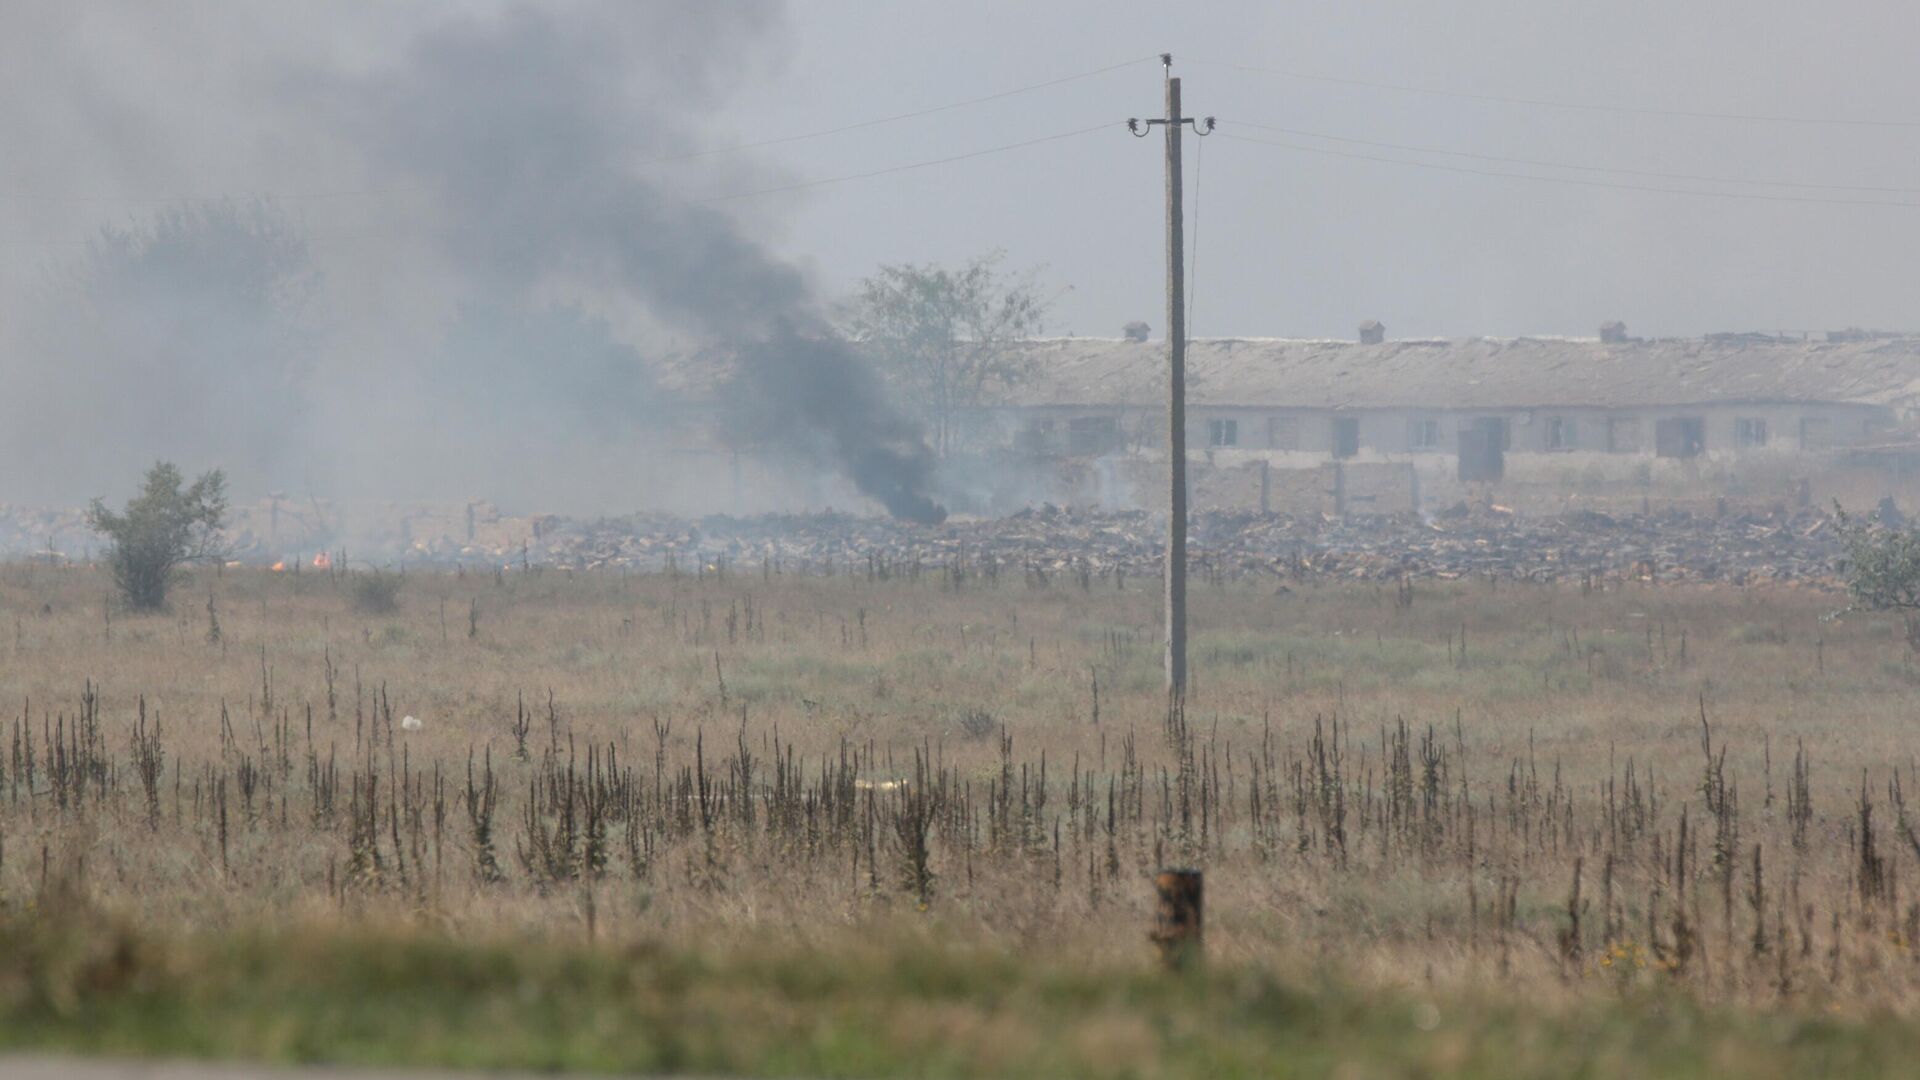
0, 1, 945, 519
15, 201, 320, 501
9, 2, 1920, 519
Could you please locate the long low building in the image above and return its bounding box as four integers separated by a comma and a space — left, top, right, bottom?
990, 329, 1920, 478
649, 326, 1920, 515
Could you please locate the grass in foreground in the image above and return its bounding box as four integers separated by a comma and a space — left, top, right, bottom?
0, 908, 1916, 1079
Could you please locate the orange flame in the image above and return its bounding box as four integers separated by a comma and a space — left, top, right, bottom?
270, 560, 286, 572
312, 552, 333, 570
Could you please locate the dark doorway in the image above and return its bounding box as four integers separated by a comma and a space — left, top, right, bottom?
1458, 417, 1507, 482
1331, 416, 1360, 459
1655, 417, 1706, 458
1068, 415, 1120, 456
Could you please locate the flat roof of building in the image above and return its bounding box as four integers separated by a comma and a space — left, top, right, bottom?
656, 334, 1920, 411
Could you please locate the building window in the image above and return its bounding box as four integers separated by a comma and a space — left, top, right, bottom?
1465, 417, 1514, 451
1021, 418, 1058, 455
1800, 417, 1831, 450
1332, 417, 1361, 459
1458, 418, 1506, 482
1655, 417, 1706, 458
1267, 416, 1299, 451
1735, 417, 1769, 448
1067, 415, 1120, 456
1607, 417, 1642, 452
1407, 417, 1440, 450
1547, 417, 1577, 451
1132, 415, 1161, 449
1207, 418, 1238, 447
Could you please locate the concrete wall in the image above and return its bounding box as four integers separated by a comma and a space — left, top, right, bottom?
996, 401, 1887, 459
1186, 402, 1882, 456
969, 400, 1898, 518
1043, 454, 1418, 515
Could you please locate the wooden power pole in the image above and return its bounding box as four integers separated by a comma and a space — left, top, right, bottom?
1131, 56, 1212, 697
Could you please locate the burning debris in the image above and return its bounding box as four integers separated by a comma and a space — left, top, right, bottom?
527, 503, 1849, 587
725, 333, 947, 525
0, 505, 92, 561
0, 497, 1855, 588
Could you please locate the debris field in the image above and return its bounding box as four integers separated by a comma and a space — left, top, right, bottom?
535, 504, 1847, 586
0, 501, 1853, 586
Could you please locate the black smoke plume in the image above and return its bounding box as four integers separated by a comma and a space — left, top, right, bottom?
325, 4, 946, 522
732, 333, 946, 524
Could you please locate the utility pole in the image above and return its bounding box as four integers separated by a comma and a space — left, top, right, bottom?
1130, 55, 1213, 697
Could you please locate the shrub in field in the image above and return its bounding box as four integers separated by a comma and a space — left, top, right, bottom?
86, 461, 227, 611
1837, 510, 1920, 611
957, 708, 996, 742
350, 569, 404, 615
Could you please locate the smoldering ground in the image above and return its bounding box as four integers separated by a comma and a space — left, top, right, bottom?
0, 2, 946, 522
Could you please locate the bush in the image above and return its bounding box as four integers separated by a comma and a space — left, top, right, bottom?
957, 709, 996, 742
86, 462, 227, 611
1838, 510, 1920, 611
350, 570, 404, 615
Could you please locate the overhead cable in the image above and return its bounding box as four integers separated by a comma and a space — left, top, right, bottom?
0, 56, 1157, 207
646, 55, 1158, 165
1225, 119, 1920, 195
1195, 57, 1920, 129
1215, 131, 1920, 208
700, 123, 1114, 203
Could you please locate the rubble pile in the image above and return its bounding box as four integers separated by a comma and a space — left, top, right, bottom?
0, 500, 1852, 586
0, 505, 92, 561
538, 504, 1849, 586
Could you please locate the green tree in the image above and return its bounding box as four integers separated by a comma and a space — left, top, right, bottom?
87, 462, 229, 611
1836, 507, 1920, 614
843, 252, 1050, 456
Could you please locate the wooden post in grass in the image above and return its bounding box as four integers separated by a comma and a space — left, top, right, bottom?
1151, 868, 1204, 969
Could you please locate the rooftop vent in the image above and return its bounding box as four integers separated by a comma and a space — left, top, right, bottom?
1122, 320, 1151, 342
1600, 320, 1629, 344
1358, 320, 1385, 345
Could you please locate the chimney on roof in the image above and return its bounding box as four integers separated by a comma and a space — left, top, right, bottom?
1122, 320, 1151, 342
1599, 320, 1629, 344
1358, 320, 1385, 345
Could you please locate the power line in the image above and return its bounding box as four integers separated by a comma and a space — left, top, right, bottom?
0, 57, 1157, 208
1, 124, 1114, 250
1215, 131, 1920, 208
0, 185, 420, 207
644, 55, 1159, 165
1225, 119, 1920, 195
1193, 57, 1920, 129
0, 235, 87, 250
0, 228, 383, 252
699, 123, 1113, 203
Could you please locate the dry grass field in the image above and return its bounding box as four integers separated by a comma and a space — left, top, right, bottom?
6, 556, 1920, 1075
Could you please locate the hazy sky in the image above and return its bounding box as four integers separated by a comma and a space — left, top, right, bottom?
722, 2, 1920, 341
6, 2, 1920, 344
4, 2, 1920, 507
